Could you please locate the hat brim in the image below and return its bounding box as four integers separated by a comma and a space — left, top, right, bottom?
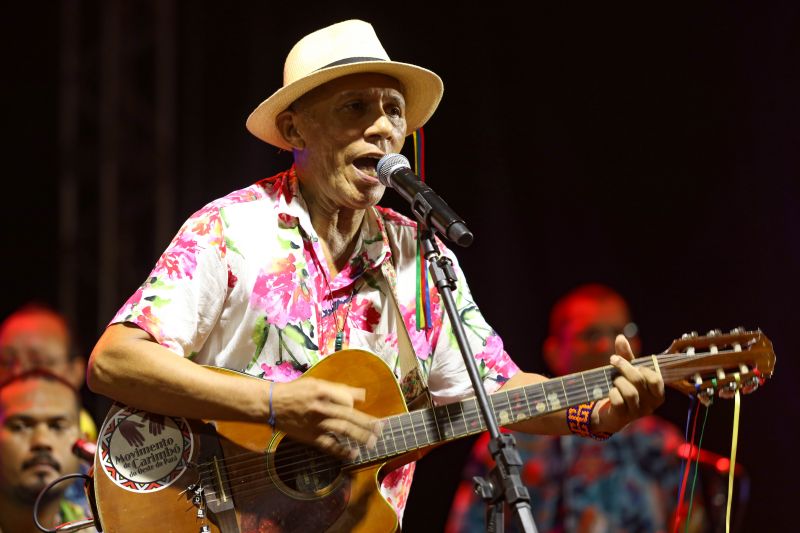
246, 60, 443, 150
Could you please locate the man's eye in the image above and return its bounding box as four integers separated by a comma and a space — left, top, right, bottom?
388, 105, 403, 118
6, 421, 27, 432
50, 421, 70, 432
344, 101, 364, 111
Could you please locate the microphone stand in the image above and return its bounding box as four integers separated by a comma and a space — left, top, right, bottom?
417, 224, 538, 533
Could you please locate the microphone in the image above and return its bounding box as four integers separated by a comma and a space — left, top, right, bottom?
72, 438, 97, 463
376, 154, 473, 247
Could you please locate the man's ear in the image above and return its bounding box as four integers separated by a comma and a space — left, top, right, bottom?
276, 110, 304, 149
542, 336, 564, 376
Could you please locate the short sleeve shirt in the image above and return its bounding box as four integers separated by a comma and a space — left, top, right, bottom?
446, 416, 689, 533
111, 166, 520, 521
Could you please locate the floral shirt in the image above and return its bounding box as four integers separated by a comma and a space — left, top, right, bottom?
446, 416, 689, 533
111, 166, 519, 522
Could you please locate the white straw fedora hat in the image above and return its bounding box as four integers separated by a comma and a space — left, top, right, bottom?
246, 19, 444, 150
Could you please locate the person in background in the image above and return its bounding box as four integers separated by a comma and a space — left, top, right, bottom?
0, 370, 94, 533
446, 284, 706, 533
0, 304, 98, 520
0, 304, 97, 442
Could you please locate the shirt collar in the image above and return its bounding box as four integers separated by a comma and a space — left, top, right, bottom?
274, 167, 392, 286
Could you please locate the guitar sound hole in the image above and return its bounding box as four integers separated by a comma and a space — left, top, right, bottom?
273, 438, 343, 495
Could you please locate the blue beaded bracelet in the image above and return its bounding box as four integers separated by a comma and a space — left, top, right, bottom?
267, 382, 276, 430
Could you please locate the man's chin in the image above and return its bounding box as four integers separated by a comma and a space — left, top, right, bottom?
15, 474, 61, 504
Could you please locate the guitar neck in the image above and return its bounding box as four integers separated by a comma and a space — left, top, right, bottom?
349, 356, 660, 465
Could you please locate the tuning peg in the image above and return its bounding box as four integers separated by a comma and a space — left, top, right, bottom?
729, 327, 745, 334
718, 381, 738, 399
697, 386, 715, 405
742, 375, 760, 394
706, 329, 722, 337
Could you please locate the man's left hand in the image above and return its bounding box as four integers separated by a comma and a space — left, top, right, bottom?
592, 334, 665, 434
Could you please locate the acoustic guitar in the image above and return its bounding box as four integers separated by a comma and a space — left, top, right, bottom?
90, 328, 774, 532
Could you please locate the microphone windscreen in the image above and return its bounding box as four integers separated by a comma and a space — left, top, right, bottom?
376, 153, 411, 187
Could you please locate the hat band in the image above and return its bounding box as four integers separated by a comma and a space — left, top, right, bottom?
317, 56, 386, 71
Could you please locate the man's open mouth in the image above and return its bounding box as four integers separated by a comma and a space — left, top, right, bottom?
352, 155, 382, 176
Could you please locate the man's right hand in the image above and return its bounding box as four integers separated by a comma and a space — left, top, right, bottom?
270, 377, 381, 460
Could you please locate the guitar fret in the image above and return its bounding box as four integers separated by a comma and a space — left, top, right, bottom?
412, 410, 431, 446
395, 415, 409, 452
443, 403, 455, 439
445, 403, 466, 437
542, 379, 564, 411
385, 416, 399, 456
361, 433, 376, 461
603, 367, 613, 393
505, 387, 529, 425
375, 422, 388, 458
469, 397, 484, 433
580, 373, 590, 400
521, 386, 533, 420
403, 413, 420, 450
560, 378, 570, 406
431, 406, 444, 442
540, 382, 550, 411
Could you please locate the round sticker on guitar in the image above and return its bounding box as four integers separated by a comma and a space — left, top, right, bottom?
98, 406, 193, 493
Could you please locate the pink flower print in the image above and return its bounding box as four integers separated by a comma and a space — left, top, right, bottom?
382, 465, 406, 489
348, 297, 381, 332
260, 361, 303, 382
385, 332, 398, 350
475, 334, 516, 377
249, 255, 312, 328
154, 233, 200, 280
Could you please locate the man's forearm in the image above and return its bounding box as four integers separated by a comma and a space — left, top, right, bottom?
88, 323, 268, 422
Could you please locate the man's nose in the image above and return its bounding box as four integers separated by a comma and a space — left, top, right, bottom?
366, 113, 395, 141
30, 423, 55, 450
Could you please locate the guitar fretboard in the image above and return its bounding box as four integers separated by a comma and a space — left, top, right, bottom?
348, 357, 655, 465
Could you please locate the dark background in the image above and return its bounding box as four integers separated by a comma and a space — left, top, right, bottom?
3, 1, 798, 531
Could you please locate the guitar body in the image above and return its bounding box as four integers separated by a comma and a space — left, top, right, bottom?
93, 350, 409, 533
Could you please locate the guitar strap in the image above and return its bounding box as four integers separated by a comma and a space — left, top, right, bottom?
376, 208, 432, 411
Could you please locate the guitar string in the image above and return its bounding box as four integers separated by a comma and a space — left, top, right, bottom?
196, 361, 735, 493
201, 363, 740, 507
197, 360, 731, 502
193, 352, 701, 476
199, 364, 714, 506
193, 351, 725, 479
194, 354, 737, 484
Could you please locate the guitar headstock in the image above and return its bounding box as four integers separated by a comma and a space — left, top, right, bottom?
661, 328, 775, 403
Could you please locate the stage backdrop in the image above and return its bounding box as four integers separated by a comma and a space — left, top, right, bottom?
3, 2, 797, 531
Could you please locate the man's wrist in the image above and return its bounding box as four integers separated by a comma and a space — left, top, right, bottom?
567, 400, 612, 440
